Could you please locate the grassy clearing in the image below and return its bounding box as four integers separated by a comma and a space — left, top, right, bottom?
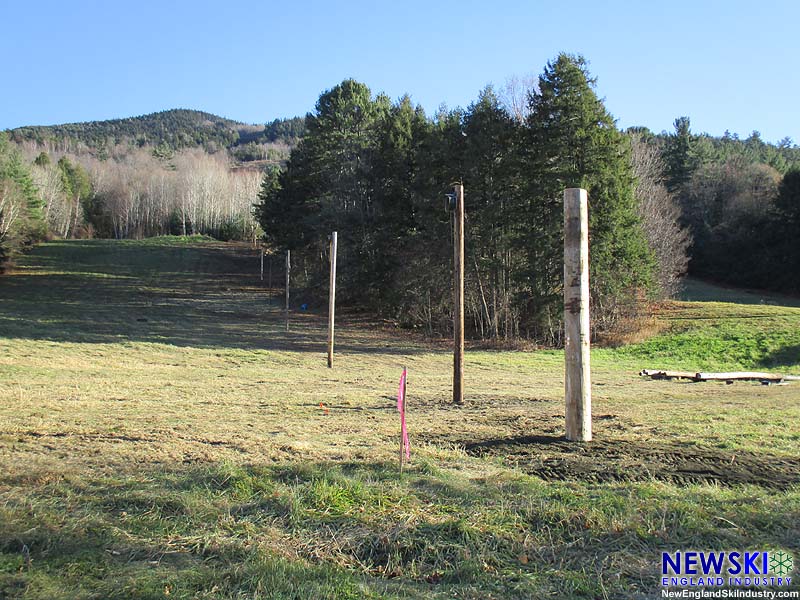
1, 239, 798, 599
609, 301, 800, 371
680, 277, 800, 307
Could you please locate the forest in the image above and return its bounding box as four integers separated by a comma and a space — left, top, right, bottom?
8, 109, 305, 157
255, 54, 800, 342
2, 53, 799, 343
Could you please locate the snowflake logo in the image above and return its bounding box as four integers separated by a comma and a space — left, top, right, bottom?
769, 551, 794, 577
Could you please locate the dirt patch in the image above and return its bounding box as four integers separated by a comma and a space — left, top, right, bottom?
465, 436, 800, 489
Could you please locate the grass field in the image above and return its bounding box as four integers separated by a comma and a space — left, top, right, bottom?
1, 238, 798, 599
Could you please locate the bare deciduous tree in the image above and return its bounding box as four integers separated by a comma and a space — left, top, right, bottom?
30, 162, 70, 235
0, 180, 22, 244
499, 73, 537, 124
630, 135, 691, 298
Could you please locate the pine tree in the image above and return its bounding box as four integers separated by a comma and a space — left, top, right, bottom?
254, 79, 392, 302
521, 53, 655, 338
462, 87, 519, 338
368, 96, 430, 311
0, 133, 46, 269
253, 165, 284, 247
663, 117, 697, 192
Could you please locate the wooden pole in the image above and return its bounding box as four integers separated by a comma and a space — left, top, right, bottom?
564, 188, 591, 442
268, 258, 272, 300
285, 249, 290, 332
260, 248, 264, 281
327, 232, 337, 368
453, 184, 465, 405
400, 367, 407, 475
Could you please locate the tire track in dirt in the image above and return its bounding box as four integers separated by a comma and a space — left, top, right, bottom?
465, 436, 800, 489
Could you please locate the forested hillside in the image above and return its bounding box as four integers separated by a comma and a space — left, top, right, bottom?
0, 112, 306, 264
634, 120, 800, 291
8, 110, 305, 161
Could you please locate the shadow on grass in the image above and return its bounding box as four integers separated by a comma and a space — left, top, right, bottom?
0, 240, 422, 355
680, 277, 800, 307
0, 461, 528, 599
2, 459, 798, 599
758, 344, 800, 369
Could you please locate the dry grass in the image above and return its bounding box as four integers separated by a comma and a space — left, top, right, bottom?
0, 238, 798, 599
594, 309, 670, 347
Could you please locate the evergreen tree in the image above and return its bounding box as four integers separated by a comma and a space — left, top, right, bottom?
774, 169, 800, 291
368, 96, 429, 311
663, 117, 697, 192
34, 152, 50, 167
255, 79, 391, 303
253, 165, 285, 246
0, 133, 46, 269
521, 53, 654, 337
462, 87, 519, 338
57, 156, 92, 237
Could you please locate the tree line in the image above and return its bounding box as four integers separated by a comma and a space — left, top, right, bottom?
648, 118, 800, 291
257, 55, 661, 343
9, 110, 305, 165
255, 53, 800, 343
0, 138, 263, 270
1, 108, 302, 270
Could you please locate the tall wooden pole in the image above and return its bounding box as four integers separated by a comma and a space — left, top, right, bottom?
260, 248, 264, 281
453, 184, 465, 405
327, 232, 337, 368
399, 366, 407, 475
285, 249, 290, 332
564, 188, 592, 442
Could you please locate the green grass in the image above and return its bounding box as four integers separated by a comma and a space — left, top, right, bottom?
609, 301, 800, 371
1, 239, 798, 599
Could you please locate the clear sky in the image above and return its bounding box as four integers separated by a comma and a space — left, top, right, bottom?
1, 0, 798, 143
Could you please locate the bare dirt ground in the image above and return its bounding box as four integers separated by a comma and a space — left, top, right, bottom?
465, 433, 800, 489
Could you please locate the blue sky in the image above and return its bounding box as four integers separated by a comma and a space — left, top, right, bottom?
1, 0, 798, 143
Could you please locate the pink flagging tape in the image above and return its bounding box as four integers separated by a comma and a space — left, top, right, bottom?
397, 368, 410, 459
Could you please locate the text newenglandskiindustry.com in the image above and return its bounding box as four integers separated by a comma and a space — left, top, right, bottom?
662, 590, 799, 599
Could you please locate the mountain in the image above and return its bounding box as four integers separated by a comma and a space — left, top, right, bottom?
7, 109, 305, 157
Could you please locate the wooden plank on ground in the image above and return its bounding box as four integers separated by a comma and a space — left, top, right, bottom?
640, 369, 800, 383
696, 372, 799, 382
639, 369, 699, 381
